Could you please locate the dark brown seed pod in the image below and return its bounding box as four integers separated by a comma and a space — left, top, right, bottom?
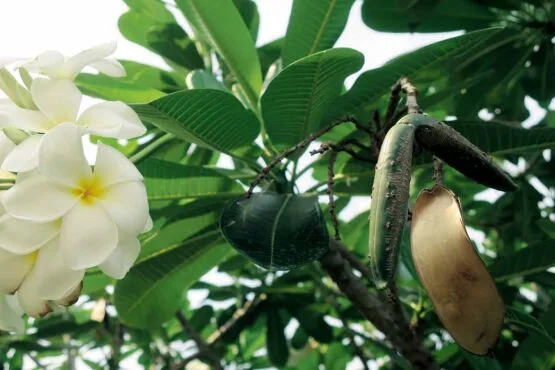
411, 185, 504, 355
411, 115, 517, 192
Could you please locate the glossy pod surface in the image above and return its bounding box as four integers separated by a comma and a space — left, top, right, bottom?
368, 119, 415, 289
411, 185, 504, 355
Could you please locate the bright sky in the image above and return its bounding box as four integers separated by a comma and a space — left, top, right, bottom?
1, 1, 551, 369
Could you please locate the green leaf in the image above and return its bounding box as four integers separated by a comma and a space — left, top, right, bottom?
76, 73, 165, 103
176, 0, 262, 104
119, 60, 185, 93
233, 0, 260, 42
325, 342, 351, 370
132, 89, 260, 159
282, 0, 355, 66
185, 69, 228, 91
118, 10, 202, 70
114, 232, 230, 328
447, 121, 555, 156
489, 242, 555, 282
462, 351, 503, 370
123, 0, 175, 23
329, 28, 502, 119
287, 305, 333, 343
138, 158, 244, 201
505, 306, 555, 345
512, 303, 555, 370
361, 0, 495, 33
220, 193, 330, 270
258, 38, 283, 76
267, 308, 289, 367
260, 48, 363, 150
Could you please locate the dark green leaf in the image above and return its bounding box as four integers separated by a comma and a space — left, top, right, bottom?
329, 28, 503, 119
282, 0, 355, 66
267, 308, 289, 367
361, 0, 495, 33
287, 305, 333, 343
132, 90, 260, 159
490, 242, 555, 281
114, 232, 230, 328
220, 193, 330, 270
505, 306, 555, 345
325, 342, 351, 370
138, 158, 244, 201
261, 48, 363, 150
177, 0, 262, 104
185, 69, 228, 91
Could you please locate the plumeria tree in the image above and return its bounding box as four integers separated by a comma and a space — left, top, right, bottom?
0, 0, 554, 369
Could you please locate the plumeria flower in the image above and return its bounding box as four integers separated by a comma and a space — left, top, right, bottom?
0, 238, 84, 318
2, 123, 151, 274
0, 294, 24, 333
0, 77, 146, 172
10, 42, 125, 80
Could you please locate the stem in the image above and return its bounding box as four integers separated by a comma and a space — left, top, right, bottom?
320, 240, 438, 370
433, 156, 444, 185
129, 133, 175, 164
176, 311, 223, 370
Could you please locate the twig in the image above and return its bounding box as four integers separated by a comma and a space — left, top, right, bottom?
320, 240, 438, 370
433, 156, 444, 185
176, 311, 223, 370
245, 116, 361, 197
384, 79, 403, 124
207, 295, 266, 345
129, 132, 175, 164
327, 149, 341, 240
399, 77, 419, 114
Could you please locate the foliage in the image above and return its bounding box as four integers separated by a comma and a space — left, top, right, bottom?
4, 0, 555, 369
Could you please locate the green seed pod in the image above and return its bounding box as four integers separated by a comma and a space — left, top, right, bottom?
410, 114, 517, 192
368, 118, 415, 289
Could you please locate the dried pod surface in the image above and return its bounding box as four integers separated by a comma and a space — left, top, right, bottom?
411, 185, 504, 355
368, 119, 415, 289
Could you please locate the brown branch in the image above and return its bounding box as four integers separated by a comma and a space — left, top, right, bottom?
327, 149, 341, 240
320, 240, 438, 370
384, 79, 403, 124
246, 116, 360, 197
400, 77, 419, 114
334, 242, 373, 282
433, 156, 444, 185
176, 311, 222, 370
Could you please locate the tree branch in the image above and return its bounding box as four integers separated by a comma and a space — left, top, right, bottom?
320, 240, 438, 370
176, 311, 223, 370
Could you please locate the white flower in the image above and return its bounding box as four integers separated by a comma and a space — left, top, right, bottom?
0, 238, 85, 318
0, 294, 24, 333
0, 78, 146, 172
2, 123, 150, 273
18, 41, 125, 80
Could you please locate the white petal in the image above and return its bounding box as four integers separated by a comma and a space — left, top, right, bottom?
94, 143, 143, 186
17, 238, 84, 317
2, 173, 77, 222
100, 181, 149, 236
54, 281, 82, 307
99, 237, 140, 279
31, 79, 81, 123
143, 215, 153, 233
39, 123, 91, 186
78, 101, 146, 139
89, 59, 126, 77
61, 41, 117, 80
0, 214, 59, 254
1, 134, 41, 172
23, 51, 64, 76
0, 294, 24, 333
0, 131, 16, 166
0, 105, 51, 132
0, 57, 24, 69
0, 247, 33, 294
60, 202, 118, 269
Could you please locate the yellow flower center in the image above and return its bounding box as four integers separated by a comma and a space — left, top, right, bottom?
72, 176, 104, 205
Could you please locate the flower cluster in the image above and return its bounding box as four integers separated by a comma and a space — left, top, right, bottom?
0, 43, 150, 332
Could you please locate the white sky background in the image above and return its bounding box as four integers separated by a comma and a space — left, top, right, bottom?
0, 1, 552, 369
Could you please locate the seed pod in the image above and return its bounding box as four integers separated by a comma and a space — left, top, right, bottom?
411, 185, 504, 355
368, 118, 415, 289
411, 115, 517, 192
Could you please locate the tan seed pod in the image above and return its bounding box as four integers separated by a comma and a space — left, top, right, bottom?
411, 185, 504, 355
